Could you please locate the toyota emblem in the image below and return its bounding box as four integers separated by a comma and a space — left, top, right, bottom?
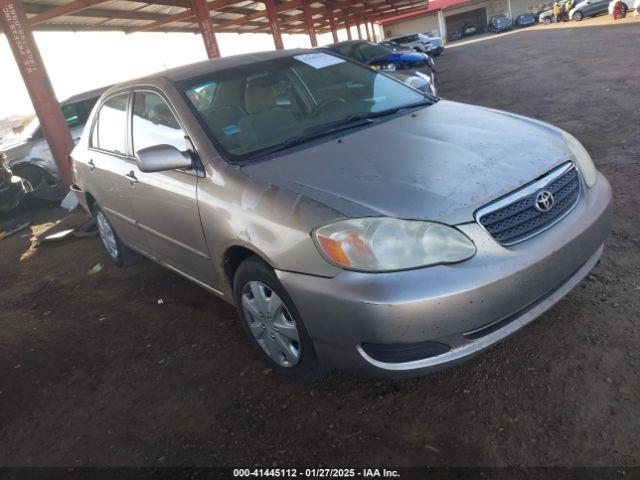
535, 190, 555, 212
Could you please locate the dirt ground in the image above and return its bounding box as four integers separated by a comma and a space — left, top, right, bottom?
1, 18, 639, 468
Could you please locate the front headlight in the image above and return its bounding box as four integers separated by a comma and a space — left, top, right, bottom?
313, 218, 476, 272
562, 131, 597, 187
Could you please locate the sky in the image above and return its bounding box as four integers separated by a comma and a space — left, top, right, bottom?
0, 26, 368, 118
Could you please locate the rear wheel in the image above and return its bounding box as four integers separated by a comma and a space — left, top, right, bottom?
573, 10, 584, 20
233, 256, 327, 383
543, 16, 552, 24
92, 203, 141, 267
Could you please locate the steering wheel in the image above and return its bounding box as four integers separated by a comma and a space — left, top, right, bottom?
309, 97, 346, 118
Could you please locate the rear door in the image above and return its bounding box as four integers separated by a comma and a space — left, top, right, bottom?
86, 91, 148, 253
124, 88, 214, 285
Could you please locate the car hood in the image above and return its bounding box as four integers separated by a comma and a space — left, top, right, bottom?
242, 100, 573, 225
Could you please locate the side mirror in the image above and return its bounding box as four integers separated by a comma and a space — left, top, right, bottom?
135, 144, 192, 173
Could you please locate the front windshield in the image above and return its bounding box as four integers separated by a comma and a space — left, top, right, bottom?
181, 52, 426, 161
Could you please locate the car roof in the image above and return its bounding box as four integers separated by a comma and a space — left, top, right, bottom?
111, 48, 313, 90
327, 40, 371, 48
61, 86, 111, 105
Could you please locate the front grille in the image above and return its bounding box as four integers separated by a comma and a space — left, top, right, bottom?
477, 166, 580, 245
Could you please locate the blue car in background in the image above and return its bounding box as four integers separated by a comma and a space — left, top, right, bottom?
325, 40, 437, 95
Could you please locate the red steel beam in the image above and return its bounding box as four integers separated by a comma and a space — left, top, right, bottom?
364, 18, 371, 40
191, 0, 220, 57
303, 3, 317, 47
356, 21, 362, 39
345, 17, 352, 39
28, 0, 111, 26
0, 0, 74, 188
263, 0, 283, 49
327, 7, 338, 43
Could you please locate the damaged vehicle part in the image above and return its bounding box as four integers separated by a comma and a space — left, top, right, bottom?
70, 50, 612, 382
0, 152, 32, 212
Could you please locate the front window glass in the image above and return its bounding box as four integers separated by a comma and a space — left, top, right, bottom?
181, 53, 426, 161
132, 91, 187, 153
92, 92, 128, 154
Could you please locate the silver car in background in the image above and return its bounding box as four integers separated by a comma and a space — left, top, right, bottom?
71, 50, 611, 382
1, 87, 106, 200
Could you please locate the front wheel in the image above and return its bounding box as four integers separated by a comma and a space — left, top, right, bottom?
233, 256, 327, 383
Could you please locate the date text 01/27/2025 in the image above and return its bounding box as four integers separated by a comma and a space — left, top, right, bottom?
233, 468, 401, 478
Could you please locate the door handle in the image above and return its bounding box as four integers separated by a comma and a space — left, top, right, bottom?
125, 170, 138, 185
88, 159, 95, 172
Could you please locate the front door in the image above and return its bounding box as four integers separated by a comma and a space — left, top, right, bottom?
125, 89, 214, 285
87, 91, 147, 253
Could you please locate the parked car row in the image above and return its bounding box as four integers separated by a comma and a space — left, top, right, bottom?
324, 40, 438, 95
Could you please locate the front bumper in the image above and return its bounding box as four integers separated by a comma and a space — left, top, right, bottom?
277, 172, 612, 378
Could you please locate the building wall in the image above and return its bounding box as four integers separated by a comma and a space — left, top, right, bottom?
444, 0, 510, 22
380, 0, 537, 41
509, 0, 539, 16
383, 13, 442, 38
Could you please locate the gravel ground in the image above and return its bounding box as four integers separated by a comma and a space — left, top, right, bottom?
1, 17, 639, 468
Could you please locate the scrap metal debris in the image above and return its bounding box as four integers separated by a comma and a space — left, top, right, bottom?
0, 218, 30, 241
88, 263, 103, 275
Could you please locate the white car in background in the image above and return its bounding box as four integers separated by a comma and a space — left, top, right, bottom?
387, 33, 445, 56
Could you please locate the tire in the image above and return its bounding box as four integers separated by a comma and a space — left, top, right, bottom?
573, 10, 583, 20
233, 256, 327, 383
91, 203, 141, 267
543, 16, 552, 24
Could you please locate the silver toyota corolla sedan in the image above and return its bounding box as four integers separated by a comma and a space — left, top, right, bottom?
71, 49, 612, 382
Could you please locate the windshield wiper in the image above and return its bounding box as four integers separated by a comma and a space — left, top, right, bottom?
252, 117, 374, 159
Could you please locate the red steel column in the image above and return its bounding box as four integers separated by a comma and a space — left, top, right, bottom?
345, 19, 352, 40
327, 7, 338, 43
303, 4, 317, 47
0, 0, 74, 188
364, 19, 371, 41
356, 22, 363, 39
264, 0, 284, 50
191, 0, 220, 58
